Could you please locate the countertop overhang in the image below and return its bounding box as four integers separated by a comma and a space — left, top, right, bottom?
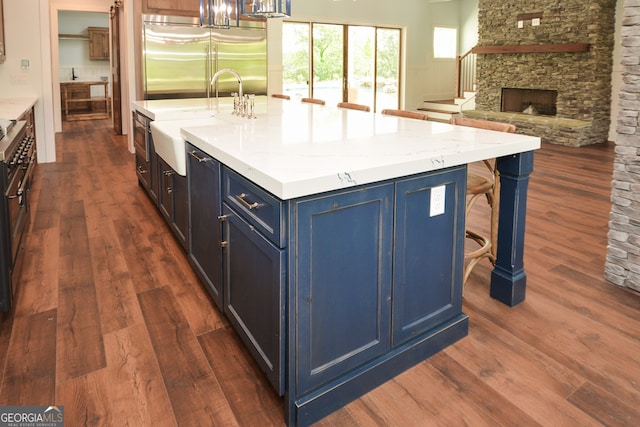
132, 98, 541, 200
0, 96, 38, 120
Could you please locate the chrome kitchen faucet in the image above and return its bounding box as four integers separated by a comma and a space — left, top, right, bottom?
210, 68, 255, 118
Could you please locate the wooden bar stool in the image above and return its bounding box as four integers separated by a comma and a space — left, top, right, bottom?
301, 97, 326, 105
337, 102, 370, 112
381, 109, 428, 120
449, 117, 516, 286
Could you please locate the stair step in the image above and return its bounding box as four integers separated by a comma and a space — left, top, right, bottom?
418, 107, 456, 115
418, 108, 459, 122
426, 99, 457, 105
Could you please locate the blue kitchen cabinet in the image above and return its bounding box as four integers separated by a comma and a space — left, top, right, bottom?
221, 167, 286, 395
183, 158, 468, 426
392, 169, 465, 346
187, 143, 223, 310
287, 166, 468, 425
290, 182, 394, 395
157, 155, 189, 251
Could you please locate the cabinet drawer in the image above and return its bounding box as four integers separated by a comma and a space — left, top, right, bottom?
222, 167, 285, 247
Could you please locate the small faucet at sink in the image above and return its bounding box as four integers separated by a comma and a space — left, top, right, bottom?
72, 67, 78, 81
210, 68, 254, 118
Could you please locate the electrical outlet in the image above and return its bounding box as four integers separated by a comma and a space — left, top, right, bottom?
430, 185, 446, 217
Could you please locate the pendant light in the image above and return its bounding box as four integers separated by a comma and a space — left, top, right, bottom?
241, 0, 291, 18
200, 0, 235, 28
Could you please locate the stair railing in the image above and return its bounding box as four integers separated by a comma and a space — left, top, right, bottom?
456, 47, 477, 99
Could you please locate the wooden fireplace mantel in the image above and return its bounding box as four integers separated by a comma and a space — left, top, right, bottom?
472, 43, 591, 54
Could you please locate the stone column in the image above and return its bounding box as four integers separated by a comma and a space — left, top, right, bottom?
605, 0, 640, 291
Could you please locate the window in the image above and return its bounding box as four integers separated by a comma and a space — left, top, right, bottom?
433, 27, 457, 59
282, 22, 401, 112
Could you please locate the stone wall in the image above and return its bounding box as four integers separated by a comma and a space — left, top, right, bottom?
471, 0, 617, 146
605, 0, 640, 291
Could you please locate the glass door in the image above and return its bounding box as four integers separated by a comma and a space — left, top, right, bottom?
376, 28, 401, 111
346, 26, 375, 107
282, 22, 310, 99
283, 22, 401, 112
312, 23, 344, 106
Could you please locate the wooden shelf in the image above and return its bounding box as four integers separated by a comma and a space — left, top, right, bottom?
472, 43, 591, 54
58, 33, 90, 40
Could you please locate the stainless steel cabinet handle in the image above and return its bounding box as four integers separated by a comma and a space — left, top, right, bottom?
136, 166, 147, 174
235, 193, 259, 210
188, 150, 211, 163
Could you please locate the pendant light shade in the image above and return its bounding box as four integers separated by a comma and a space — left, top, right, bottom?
200, 0, 235, 28
241, 0, 291, 18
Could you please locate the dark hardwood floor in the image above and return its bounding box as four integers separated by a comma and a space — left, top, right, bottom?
1, 119, 639, 426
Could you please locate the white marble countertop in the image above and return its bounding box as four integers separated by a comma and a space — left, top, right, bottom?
0, 96, 38, 121
132, 97, 541, 200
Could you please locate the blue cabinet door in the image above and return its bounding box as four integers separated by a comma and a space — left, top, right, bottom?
148, 133, 158, 204
187, 145, 223, 309
157, 156, 188, 251
290, 183, 394, 395
223, 204, 285, 395
172, 172, 189, 250
392, 166, 466, 346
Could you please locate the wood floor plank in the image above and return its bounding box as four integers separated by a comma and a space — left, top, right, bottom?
56, 285, 106, 383
427, 352, 540, 426
13, 228, 59, 317
30, 164, 61, 231
444, 318, 598, 426
463, 280, 640, 415
89, 226, 144, 334
56, 369, 113, 426
113, 216, 162, 294
145, 227, 228, 336
103, 324, 177, 426
56, 200, 106, 383
0, 309, 57, 405
58, 200, 94, 291
567, 381, 640, 427
197, 326, 284, 426
137, 286, 240, 427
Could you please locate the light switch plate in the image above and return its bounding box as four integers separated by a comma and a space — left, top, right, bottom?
430, 185, 446, 217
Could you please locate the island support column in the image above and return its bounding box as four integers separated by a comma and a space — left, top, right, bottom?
491, 151, 535, 306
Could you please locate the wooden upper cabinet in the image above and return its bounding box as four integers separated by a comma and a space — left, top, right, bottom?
88, 27, 109, 61
142, 0, 200, 17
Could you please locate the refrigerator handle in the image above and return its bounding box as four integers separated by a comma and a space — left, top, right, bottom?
206, 45, 211, 98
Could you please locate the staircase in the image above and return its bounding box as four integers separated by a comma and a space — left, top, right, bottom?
419, 90, 476, 122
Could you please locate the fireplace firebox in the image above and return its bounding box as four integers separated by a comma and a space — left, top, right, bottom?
501, 88, 557, 116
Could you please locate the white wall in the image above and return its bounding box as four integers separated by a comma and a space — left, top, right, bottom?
0, 0, 50, 162
58, 11, 110, 83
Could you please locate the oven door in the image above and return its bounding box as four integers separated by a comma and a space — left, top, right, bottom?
5, 154, 34, 267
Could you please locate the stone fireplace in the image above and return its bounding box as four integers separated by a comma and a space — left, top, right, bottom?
463, 0, 617, 147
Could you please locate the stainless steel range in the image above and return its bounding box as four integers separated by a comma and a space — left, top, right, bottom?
0, 119, 36, 312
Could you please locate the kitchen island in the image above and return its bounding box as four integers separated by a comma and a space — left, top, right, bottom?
132, 97, 540, 426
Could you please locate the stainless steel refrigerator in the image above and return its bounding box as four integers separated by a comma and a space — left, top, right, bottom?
142, 15, 267, 100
